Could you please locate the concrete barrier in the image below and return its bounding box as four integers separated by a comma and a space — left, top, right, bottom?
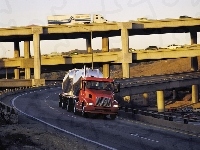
0, 101, 18, 124
119, 108, 200, 134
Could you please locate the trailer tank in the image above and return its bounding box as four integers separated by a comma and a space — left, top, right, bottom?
59, 68, 119, 119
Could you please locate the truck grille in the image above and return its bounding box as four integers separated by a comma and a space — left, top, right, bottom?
96, 97, 111, 107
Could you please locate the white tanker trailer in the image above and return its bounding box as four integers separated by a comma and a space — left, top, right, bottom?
59, 68, 120, 119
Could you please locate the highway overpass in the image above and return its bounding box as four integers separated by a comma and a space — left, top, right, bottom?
1, 44, 200, 68
0, 17, 199, 112
0, 17, 199, 79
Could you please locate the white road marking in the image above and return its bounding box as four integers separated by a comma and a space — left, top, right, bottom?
44, 98, 57, 111
11, 95, 117, 150
130, 133, 159, 143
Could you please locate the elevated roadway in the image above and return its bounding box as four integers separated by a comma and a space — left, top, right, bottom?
1, 45, 200, 68
1, 71, 200, 95
117, 71, 200, 96
0, 17, 199, 81
0, 17, 200, 41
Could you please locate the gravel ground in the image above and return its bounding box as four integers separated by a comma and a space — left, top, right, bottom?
0, 116, 91, 150
0, 93, 100, 150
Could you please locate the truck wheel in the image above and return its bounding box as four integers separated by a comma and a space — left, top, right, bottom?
82, 107, 88, 118
62, 102, 67, 109
67, 104, 71, 112
59, 102, 62, 107
110, 114, 116, 120
74, 105, 78, 115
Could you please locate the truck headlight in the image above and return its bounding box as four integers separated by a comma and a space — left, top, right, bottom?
113, 104, 118, 107
88, 102, 93, 106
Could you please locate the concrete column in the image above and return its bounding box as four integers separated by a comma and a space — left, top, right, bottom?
24, 41, 31, 79
33, 33, 41, 79
156, 90, 165, 112
102, 36, 110, 77
14, 41, 20, 79
103, 64, 109, 78
121, 27, 130, 78
192, 85, 199, 103
86, 37, 92, 53
102, 36, 109, 52
172, 89, 177, 100
122, 63, 130, 78
190, 31, 198, 71
190, 31, 199, 103
143, 93, 149, 106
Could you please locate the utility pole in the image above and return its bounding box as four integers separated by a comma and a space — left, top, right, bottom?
5, 50, 10, 79
6, 68, 7, 79
91, 31, 93, 69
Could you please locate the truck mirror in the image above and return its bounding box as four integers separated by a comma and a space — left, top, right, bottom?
114, 83, 120, 93
83, 82, 86, 91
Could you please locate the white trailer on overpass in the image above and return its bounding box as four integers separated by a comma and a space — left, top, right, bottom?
47, 14, 108, 25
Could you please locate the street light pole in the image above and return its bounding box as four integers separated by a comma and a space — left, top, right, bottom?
5, 50, 10, 79
6, 68, 7, 79
79, 26, 94, 69
91, 31, 94, 69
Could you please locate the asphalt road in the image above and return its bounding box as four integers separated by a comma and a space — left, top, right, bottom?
11, 87, 200, 150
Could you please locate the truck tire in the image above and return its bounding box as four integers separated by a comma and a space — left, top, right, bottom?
67, 104, 71, 112
110, 114, 116, 120
73, 105, 78, 115
82, 106, 88, 118
62, 102, 67, 109
59, 102, 62, 107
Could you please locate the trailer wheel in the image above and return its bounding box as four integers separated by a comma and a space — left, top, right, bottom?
110, 114, 116, 120
62, 102, 67, 109
66, 100, 71, 112
82, 106, 88, 118
74, 105, 78, 115
67, 104, 70, 112
59, 102, 62, 107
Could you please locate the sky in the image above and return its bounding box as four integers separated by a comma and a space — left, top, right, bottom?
0, 0, 200, 57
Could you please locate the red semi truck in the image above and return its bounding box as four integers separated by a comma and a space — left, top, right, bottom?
59, 68, 120, 119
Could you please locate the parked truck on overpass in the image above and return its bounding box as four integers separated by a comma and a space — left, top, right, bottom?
48, 14, 108, 25
58, 67, 120, 119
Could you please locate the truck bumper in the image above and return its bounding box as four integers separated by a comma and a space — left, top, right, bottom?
84, 106, 118, 115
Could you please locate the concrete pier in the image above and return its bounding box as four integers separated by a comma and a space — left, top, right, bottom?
121, 27, 130, 78
143, 93, 149, 106
156, 90, 165, 112
14, 41, 20, 79
192, 85, 199, 103
32, 27, 42, 82
86, 36, 92, 53
24, 41, 31, 79
102, 36, 110, 78
190, 31, 198, 71
190, 31, 199, 103
172, 89, 177, 100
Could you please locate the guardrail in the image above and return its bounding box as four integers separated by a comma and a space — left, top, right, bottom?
0, 82, 61, 124
119, 108, 200, 134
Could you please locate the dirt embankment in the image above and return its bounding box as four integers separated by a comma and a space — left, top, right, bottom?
112, 57, 200, 78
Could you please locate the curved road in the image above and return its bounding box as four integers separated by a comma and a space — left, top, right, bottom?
11, 87, 200, 150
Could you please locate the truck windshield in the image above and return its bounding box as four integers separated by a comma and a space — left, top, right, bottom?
85, 81, 114, 91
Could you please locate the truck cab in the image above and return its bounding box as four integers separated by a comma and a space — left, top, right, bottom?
93, 14, 108, 23
74, 77, 119, 119
59, 68, 120, 120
